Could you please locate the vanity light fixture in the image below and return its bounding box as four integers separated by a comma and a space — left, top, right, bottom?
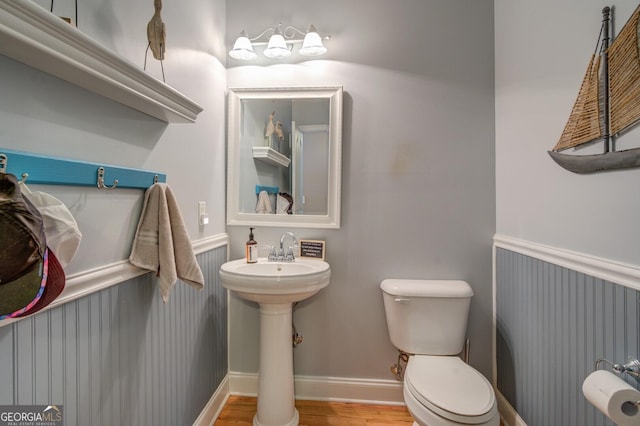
229, 24, 329, 60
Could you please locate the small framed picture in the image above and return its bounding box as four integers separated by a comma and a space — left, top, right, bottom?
299, 239, 326, 260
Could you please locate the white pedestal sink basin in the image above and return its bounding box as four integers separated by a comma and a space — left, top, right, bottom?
220, 258, 331, 426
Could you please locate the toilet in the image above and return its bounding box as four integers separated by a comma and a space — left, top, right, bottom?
380, 279, 499, 426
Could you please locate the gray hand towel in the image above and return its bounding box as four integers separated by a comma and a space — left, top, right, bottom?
129, 183, 204, 302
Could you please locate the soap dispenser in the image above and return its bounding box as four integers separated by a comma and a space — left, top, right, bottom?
246, 227, 258, 263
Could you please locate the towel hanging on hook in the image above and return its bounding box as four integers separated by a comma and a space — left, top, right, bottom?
129, 182, 204, 302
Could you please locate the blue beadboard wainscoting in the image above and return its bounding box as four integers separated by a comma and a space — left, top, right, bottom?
495, 244, 640, 426
0, 245, 227, 426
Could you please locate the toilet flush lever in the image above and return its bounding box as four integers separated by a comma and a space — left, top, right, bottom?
394, 298, 411, 304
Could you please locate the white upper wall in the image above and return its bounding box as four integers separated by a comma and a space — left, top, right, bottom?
495, 0, 640, 267
1, 0, 227, 275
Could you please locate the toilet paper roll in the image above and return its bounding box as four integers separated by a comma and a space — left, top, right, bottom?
582, 370, 640, 426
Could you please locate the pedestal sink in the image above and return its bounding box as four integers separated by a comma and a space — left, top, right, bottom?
220, 258, 331, 426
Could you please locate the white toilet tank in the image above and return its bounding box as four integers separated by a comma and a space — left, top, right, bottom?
381, 279, 473, 355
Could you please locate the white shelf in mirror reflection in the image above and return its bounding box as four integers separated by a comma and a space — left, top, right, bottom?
0, 1, 202, 123
252, 147, 291, 167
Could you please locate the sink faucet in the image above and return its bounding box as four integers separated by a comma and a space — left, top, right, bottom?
279, 232, 298, 262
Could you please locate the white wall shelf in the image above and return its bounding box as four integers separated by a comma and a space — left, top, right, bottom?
0, 1, 203, 123
252, 146, 291, 167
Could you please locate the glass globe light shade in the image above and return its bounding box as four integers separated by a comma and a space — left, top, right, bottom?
299, 25, 327, 56
263, 30, 291, 59
229, 32, 257, 60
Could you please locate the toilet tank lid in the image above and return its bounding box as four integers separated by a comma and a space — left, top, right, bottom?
380, 279, 473, 298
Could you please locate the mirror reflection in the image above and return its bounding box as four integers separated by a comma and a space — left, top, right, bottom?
227, 87, 343, 229
240, 97, 329, 215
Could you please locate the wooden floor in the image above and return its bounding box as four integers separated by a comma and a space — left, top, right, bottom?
215, 396, 415, 425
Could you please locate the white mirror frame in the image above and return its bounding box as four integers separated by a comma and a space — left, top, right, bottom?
226, 86, 343, 229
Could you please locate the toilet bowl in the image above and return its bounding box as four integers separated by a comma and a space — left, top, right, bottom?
380, 279, 499, 426
403, 355, 498, 426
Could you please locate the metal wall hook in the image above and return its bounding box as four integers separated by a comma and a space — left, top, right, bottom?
0, 155, 28, 183
0, 154, 7, 174
97, 167, 118, 189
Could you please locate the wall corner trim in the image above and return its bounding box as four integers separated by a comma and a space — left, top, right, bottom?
493, 234, 640, 291
496, 389, 528, 426
193, 233, 230, 255
192, 374, 230, 426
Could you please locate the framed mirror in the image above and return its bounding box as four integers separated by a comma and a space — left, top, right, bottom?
226, 86, 343, 228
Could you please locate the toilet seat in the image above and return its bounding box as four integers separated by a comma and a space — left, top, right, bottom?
404, 355, 497, 424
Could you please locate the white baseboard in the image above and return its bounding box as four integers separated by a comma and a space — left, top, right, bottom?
496, 390, 527, 426
228, 372, 405, 405
192, 375, 230, 426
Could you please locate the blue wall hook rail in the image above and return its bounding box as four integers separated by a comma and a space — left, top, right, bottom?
0, 148, 166, 190
255, 185, 279, 194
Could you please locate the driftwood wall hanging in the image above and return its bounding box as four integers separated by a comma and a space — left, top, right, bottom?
548, 4, 640, 174
144, 0, 166, 82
